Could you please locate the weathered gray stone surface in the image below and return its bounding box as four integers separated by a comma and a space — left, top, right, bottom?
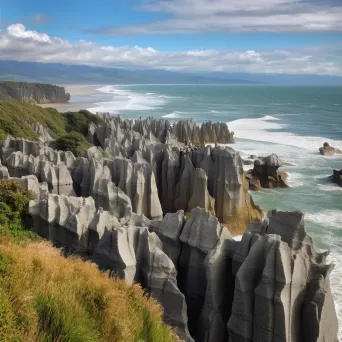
0, 81, 70, 103
246, 153, 289, 190
1, 115, 338, 342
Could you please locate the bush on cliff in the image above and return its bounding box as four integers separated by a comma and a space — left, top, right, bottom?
0, 180, 37, 241
62, 110, 104, 136
55, 131, 92, 157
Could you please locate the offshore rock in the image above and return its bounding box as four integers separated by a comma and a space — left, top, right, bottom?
319, 142, 342, 156
331, 169, 342, 187
247, 153, 288, 190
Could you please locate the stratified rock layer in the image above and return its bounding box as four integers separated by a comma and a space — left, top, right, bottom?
22, 178, 337, 342
1, 114, 338, 342
0, 81, 70, 103
246, 153, 288, 190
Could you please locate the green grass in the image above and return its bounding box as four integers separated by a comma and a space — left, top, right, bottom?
0, 100, 105, 156
0, 180, 178, 341
0, 101, 66, 140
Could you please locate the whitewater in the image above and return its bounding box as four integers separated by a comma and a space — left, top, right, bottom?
87, 84, 342, 338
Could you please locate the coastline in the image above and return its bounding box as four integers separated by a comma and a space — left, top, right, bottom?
38, 84, 108, 112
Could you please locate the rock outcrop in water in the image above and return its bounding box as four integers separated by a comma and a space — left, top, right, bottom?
319, 142, 342, 156
331, 169, 342, 187
0, 81, 70, 103
0, 114, 338, 342
246, 153, 289, 190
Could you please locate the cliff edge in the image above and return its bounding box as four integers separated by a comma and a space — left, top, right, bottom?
0, 81, 70, 104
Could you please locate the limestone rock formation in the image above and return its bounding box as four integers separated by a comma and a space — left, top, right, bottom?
1, 113, 338, 342
0, 81, 70, 103
246, 153, 288, 190
319, 142, 342, 156
0, 159, 9, 179
331, 169, 342, 186
22, 185, 337, 342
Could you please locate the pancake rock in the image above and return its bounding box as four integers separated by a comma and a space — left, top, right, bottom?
23, 181, 337, 342
246, 153, 288, 190
0, 159, 9, 179
1, 113, 338, 342
4, 151, 73, 195
319, 142, 342, 156
184, 146, 263, 235
331, 169, 342, 187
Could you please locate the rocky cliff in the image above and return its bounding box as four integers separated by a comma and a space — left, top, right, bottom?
0, 115, 338, 341
0, 81, 70, 103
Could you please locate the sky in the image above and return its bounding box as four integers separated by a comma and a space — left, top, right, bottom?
1, 0, 342, 76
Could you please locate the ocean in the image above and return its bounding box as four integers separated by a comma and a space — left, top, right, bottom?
85, 84, 342, 336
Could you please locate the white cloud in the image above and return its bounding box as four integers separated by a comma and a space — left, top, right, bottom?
88, 0, 342, 35
7, 24, 51, 43
1, 24, 342, 76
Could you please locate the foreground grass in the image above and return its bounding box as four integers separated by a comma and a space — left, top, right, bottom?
0, 180, 178, 342
0, 239, 178, 342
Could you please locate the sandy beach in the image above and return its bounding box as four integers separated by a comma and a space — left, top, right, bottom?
38, 84, 109, 112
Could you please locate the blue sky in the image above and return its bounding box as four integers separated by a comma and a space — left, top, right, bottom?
1, 0, 342, 75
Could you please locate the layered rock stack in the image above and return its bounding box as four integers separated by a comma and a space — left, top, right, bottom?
246, 153, 289, 190
9, 175, 338, 342
0, 115, 338, 341
319, 142, 342, 156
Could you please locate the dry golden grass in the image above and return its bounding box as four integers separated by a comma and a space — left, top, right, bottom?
0, 239, 179, 342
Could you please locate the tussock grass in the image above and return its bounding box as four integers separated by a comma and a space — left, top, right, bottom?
0, 240, 178, 342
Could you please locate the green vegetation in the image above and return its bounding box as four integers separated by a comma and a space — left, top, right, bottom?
0, 101, 66, 140
0, 180, 178, 342
55, 131, 92, 157
62, 110, 104, 136
0, 180, 38, 242
0, 101, 105, 156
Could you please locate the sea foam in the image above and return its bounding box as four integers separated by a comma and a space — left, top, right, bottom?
88, 86, 169, 113
228, 115, 342, 152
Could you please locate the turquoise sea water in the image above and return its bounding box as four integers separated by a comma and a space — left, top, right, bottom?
87, 84, 342, 334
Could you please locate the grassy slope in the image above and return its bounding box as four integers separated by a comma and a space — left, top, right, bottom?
0, 239, 178, 342
0, 180, 178, 342
0, 101, 103, 156
0, 101, 66, 140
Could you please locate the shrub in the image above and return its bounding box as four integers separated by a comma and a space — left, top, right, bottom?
0, 180, 37, 241
55, 131, 91, 157
62, 110, 104, 136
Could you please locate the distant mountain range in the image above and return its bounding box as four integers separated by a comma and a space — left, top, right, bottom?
1, 60, 342, 85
